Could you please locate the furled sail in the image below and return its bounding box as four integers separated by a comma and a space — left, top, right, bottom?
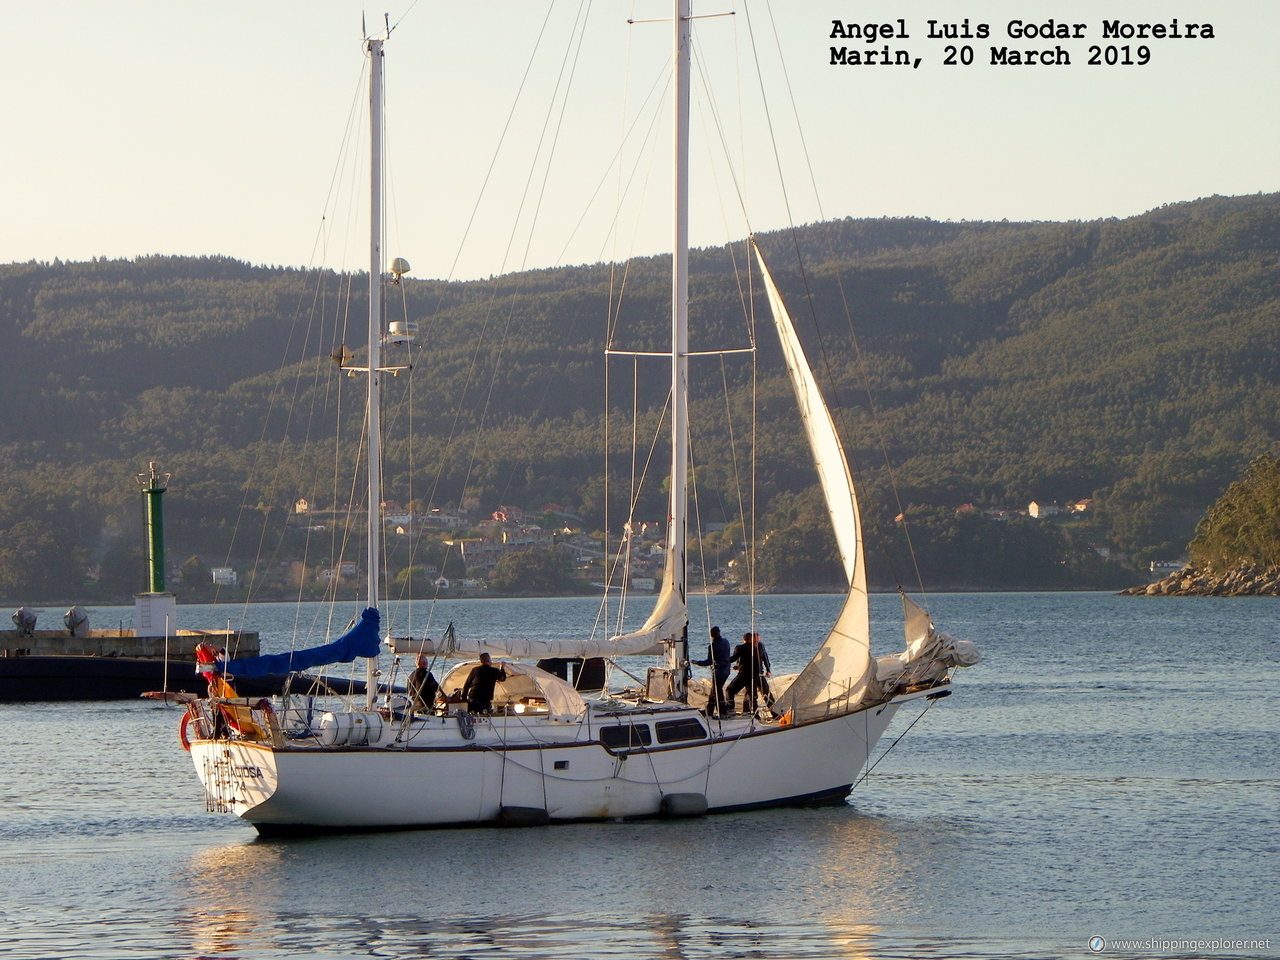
602, 563, 684, 656
224, 607, 382, 678
902, 592, 935, 658
388, 631, 665, 660
387, 614, 666, 660
753, 241, 874, 720
897, 591, 981, 668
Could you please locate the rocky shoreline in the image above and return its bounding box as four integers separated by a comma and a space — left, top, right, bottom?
1120, 562, 1280, 597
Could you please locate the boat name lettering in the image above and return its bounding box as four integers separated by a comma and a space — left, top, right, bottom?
213, 759, 264, 779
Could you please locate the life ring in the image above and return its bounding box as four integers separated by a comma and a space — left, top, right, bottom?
179, 709, 196, 751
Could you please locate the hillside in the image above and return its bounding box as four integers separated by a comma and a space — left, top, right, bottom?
1123, 454, 1280, 596
0, 193, 1276, 601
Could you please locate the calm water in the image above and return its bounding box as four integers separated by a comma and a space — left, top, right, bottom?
2, 593, 1275, 960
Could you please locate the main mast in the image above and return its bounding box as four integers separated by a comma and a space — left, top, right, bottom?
365, 35, 385, 706
666, 0, 692, 686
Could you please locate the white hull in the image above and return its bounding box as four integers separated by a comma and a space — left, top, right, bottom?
174, 18, 980, 837
189, 688, 944, 833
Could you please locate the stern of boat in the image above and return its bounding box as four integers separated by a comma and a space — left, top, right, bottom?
184, 699, 281, 817
191, 740, 279, 816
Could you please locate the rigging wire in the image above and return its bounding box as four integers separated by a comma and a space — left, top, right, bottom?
354, 6, 592, 637
741, 0, 929, 601
515, 0, 594, 271
217, 59, 372, 651
569, 61, 671, 269
851, 697, 939, 790
603, 1, 637, 640
394, 1, 602, 644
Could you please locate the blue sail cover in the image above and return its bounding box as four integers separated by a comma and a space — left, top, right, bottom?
224, 608, 382, 678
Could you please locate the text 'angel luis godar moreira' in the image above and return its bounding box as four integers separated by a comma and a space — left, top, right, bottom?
828, 17, 1216, 68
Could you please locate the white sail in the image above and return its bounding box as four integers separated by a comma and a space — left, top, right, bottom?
753, 242, 861, 583
897, 591, 981, 668
605, 561, 686, 656
753, 242, 874, 720
902, 592, 935, 658
776, 587, 874, 720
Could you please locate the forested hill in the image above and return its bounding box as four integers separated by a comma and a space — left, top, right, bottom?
0, 192, 1276, 601
1124, 454, 1280, 596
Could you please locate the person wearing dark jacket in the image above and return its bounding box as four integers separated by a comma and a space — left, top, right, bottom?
724, 632, 773, 713
407, 653, 439, 714
461, 652, 508, 713
693, 625, 731, 715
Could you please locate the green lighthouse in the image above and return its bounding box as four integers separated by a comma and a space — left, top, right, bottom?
134, 461, 177, 634
140, 461, 168, 593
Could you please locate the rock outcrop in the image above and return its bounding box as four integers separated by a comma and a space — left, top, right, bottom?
1121, 562, 1280, 596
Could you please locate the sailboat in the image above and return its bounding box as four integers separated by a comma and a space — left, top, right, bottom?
180, 9, 979, 834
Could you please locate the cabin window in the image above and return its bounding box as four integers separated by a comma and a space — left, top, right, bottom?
654, 718, 707, 744
599, 723, 652, 749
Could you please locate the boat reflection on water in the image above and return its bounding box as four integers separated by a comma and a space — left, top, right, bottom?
178, 807, 917, 958
796, 809, 930, 919
182, 844, 286, 959
645, 913, 881, 960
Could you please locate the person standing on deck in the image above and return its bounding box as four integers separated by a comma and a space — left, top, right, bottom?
461, 652, 508, 713
693, 625, 731, 716
725, 632, 772, 713
750, 632, 773, 707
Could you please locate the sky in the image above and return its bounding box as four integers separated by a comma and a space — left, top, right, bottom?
3, 0, 1276, 281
